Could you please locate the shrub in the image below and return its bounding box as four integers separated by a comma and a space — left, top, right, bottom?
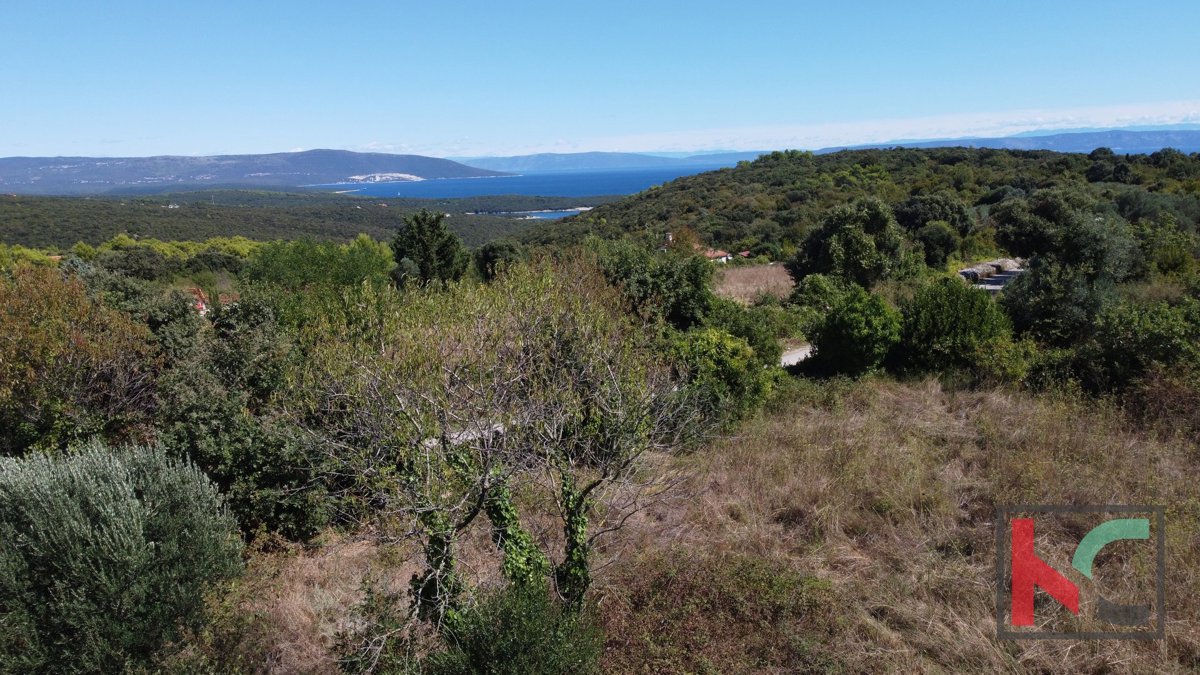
0, 266, 158, 455
473, 238, 526, 282
703, 297, 784, 366
999, 257, 1117, 346
245, 235, 394, 291
1074, 298, 1200, 391
811, 285, 901, 375
672, 328, 773, 422
896, 278, 1012, 374
591, 238, 714, 330
914, 220, 961, 268
339, 583, 602, 675
154, 299, 329, 539
0, 441, 243, 673
968, 336, 1040, 386
788, 272, 853, 338
425, 586, 603, 675
94, 245, 181, 281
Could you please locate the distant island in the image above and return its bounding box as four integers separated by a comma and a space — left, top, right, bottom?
816, 128, 1200, 155
0, 149, 507, 195
454, 151, 768, 173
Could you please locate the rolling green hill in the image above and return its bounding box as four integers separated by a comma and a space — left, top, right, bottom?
524, 146, 1200, 252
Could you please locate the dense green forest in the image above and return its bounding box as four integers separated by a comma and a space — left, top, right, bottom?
3, 148, 1200, 673
0, 191, 619, 249
527, 146, 1200, 258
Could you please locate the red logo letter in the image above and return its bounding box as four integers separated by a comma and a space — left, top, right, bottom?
1011, 518, 1079, 626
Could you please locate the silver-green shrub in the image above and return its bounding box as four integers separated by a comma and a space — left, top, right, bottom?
0, 441, 243, 673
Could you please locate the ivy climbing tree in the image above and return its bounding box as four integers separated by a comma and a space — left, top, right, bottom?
295, 259, 698, 636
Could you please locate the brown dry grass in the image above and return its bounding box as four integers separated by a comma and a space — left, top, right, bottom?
594, 378, 1200, 673
178, 378, 1200, 673
714, 263, 795, 304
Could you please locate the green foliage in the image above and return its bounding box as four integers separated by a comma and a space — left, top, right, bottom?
914, 220, 961, 268
999, 257, 1116, 345
0, 266, 158, 455
391, 209, 469, 287
244, 234, 394, 290
811, 285, 902, 375
473, 238, 526, 282
94, 245, 181, 281
1074, 298, 1200, 391
702, 297, 784, 366
788, 272, 854, 338
524, 147, 1200, 260
424, 585, 603, 675
340, 583, 602, 675
893, 192, 975, 235
591, 237, 715, 330
154, 298, 329, 539
294, 260, 693, 623
0, 441, 243, 673
966, 336, 1042, 385
896, 278, 1012, 374
786, 198, 913, 288
0, 192, 589, 250
993, 189, 1140, 278
672, 328, 773, 421
485, 483, 550, 587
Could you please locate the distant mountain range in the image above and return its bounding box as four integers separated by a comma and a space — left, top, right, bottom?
454, 151, 768, 173
4, 129, 1198, 197
0, 149, 507, 195
816, 129, 1200, 155
454, 130, 1200, 173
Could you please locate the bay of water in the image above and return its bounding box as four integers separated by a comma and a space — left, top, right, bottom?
319, 164, 731, 199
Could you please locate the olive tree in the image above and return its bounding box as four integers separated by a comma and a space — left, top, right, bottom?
294, 260, 697, 631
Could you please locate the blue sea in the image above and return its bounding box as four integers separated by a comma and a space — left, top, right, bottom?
319, 164, 731, 200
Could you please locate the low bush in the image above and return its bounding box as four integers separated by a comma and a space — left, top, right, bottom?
702, 297, 784, 366
1074, 298, 1200, 391
0, 441, 243, 673
337, 582, 603, 675
0, 266, 159, 455
811, 285, 901, 375
895, 278, 1011, 374
672, 328, 774, 422
426, 585, 603, 675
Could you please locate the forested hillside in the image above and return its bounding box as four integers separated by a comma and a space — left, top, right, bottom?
0, 149, 508, 194
528, 146, 1200, 257
0, 192, 618, 249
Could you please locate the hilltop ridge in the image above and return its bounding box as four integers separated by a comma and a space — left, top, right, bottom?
0, 149, 508, 195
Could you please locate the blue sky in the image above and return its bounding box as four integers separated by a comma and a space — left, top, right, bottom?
3, 1, 1200, 157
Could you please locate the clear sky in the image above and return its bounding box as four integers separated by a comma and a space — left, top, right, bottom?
4, 1, 1200, 157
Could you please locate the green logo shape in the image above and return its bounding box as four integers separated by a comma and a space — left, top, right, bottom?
1072, 518, 1150, 579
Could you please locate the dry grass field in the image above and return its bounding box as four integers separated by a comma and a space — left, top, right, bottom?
173, 377, 1200, 673
714, 263, 795, 304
